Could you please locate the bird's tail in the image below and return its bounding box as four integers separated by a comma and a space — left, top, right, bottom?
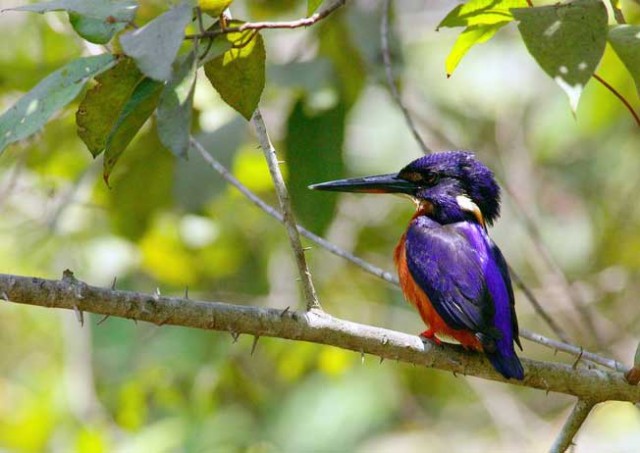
486, 351, 524, 380
477, 332, 524, 380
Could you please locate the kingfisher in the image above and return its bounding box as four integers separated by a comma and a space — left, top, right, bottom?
310, 151, 524, 380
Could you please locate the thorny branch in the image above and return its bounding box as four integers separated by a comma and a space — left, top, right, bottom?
1, 273, 638, 404
250, 111, 321, 311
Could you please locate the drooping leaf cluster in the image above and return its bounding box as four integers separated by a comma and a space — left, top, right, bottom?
439, 0, 640, 113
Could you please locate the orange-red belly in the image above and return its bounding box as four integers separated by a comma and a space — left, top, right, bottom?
394, 234, 481, 350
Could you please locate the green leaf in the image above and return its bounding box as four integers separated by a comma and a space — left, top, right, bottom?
204, 26, 266, 120
445, 24, 504, 76
77, 57, 144, 157
608, 25, 640, 96
0, 54, 116, 155
68, 11, 126, 44
103, 78, 163, 183
157, 52, 198, 159
285, 97, 346, 235
437, 0, 528, 29
512, 0, 608, 112
307, 0, 324, 16
120, 3, 193, 81
5, 0, 137, 22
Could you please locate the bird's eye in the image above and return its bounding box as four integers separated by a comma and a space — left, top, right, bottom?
425, 174, 440, 185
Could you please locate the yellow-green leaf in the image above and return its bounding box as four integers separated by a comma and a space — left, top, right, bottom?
445, 24, 504, 76
438, 0, 527, 30
204, 26, 266, 120
77, 57, 144, 157
103, 78, 163, 183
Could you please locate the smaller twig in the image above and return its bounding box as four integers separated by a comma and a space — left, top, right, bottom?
503, 183, 602, 348
607, 0, 626, 24
520, 329, 629, 373
380, 0, 432, 155
251, 110, 321, 311
184, 0, 346, 40
593, 73, 640, 128
191, 136, 398, 285
510, 268, 571, 343
550, 399, 596, 453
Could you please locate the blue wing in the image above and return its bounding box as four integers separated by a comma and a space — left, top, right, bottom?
405, 217, 495, 335
405, 216, 524, 379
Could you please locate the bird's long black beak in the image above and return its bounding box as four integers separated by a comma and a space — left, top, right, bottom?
309, 173, 417, 194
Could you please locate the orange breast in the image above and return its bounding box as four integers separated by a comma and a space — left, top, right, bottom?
394, 232, 482, 350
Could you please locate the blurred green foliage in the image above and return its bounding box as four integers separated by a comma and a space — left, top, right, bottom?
1, 0, 640, 451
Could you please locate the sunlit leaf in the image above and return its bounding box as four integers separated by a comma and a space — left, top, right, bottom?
512, 0, 608, 112
307, 0, 324, 16
103, 78, 163, 183
0, 54, 116, 154
77, 57, 144, 157
608, 25, 640, 96
120, 3, 193, 81
68, 11, 126, 44
157, 52, 197, 159
5, 0, 137, 22
285, 97, 345, 235
204, 26, 266, 120
445, 24, 504, 76
437, 0, 527, 29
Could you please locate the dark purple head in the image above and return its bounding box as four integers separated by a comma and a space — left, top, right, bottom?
310, 151, 501, 226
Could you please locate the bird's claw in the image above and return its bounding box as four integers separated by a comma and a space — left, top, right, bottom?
419, 329, 442, 346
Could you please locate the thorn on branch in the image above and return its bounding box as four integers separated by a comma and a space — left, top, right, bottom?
572, 348, 584, 370
280, 306, 290, 318
96, 314, 110, 325
185, 286, 189, 299
379, 356, 385, 364
73, 304, 84, 327
251, 335, 260, 355
154, 287, 161, 299
111, 276, 117, 290
230, 331, 240, 343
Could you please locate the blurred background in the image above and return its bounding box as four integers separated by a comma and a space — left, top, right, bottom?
1, 0, 640, 451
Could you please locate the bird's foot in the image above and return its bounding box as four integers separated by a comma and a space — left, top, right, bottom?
419, 329, 442, 345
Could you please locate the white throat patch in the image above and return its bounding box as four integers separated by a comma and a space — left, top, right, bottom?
456, 195, 486, 229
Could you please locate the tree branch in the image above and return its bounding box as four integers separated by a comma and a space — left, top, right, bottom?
250, 110, 321, 310
0, 272, 638, 403
549, 399, 596, 453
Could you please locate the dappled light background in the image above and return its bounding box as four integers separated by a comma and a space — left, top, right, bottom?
1, 0, 640, 451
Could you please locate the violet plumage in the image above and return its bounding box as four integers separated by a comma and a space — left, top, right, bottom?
311, 151, 524, 380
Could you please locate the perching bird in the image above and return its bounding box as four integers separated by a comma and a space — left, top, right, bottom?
310, 151, 524, 380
